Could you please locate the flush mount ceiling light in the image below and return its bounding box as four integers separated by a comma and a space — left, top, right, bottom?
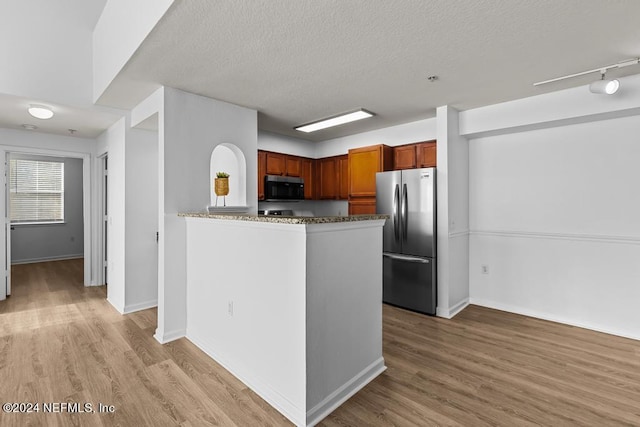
27, 104, 54, 119
533, 57, 639, 94
295, 109, 374, 133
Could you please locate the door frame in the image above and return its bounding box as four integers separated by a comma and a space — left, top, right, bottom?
0, 145, 93, 288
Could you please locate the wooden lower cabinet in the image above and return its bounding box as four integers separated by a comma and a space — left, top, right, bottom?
348, 198, 377, 215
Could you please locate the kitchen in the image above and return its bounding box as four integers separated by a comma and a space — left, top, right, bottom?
1, 1, 640, 426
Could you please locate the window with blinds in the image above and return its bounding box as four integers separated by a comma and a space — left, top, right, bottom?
9, 159, 65, 223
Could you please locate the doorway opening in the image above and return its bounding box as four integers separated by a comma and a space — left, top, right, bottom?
0, 147, 92, 302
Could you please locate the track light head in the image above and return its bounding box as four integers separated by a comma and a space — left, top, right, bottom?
589, 71, 620, 95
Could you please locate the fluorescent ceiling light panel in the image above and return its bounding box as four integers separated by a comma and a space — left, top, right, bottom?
28, 104, 54, 120
295, 109, 374, 133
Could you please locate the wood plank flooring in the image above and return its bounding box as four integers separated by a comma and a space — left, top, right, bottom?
1, 259, 639, 426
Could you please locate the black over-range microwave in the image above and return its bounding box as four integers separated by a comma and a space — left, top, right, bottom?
264, 175, 305, 201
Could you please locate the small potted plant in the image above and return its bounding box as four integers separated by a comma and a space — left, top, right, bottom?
215, 172, 230, 196
214, 172, 230, 206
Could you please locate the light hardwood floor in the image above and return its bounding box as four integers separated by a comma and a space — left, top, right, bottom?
1, 259, 639, 426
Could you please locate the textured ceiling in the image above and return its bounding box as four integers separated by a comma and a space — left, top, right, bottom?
0, 93, 121, 139
5, 1, 639, 142
98, 0, 640, 141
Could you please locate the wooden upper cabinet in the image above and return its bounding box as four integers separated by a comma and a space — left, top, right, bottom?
301, 158, 315, 200
285, 155, 301, 177
348, 144, 393, 198
338, 155, 349, 200
417, 140, 437, 168
264, 151, 302, 178
265, 152, 286, 175
258, 150, 266, 200
348, 198, 377, 215
318, 157, 338, 199
394, 144, 417, 170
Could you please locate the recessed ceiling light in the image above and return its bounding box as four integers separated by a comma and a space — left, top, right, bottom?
28, 104, 54, 120
295, 109, 374, 133
22, 124, 38, 130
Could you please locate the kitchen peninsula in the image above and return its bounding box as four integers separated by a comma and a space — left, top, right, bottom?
179, 213, 388, 427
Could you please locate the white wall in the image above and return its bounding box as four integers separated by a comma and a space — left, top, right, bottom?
258, 131, 316, 158
185, 218, 307, 425
124, 128, 159, 312
0, 0, 101, 106
93, 0, 174, 103
97, 117, 159, 314
156, 87, 258, 343
316, 117, 437, 158
460, 73, 640, 138
10, 155, 84, 263
98, 118, 126, 311
469, 114, 640, 340
435, 106, 470, 318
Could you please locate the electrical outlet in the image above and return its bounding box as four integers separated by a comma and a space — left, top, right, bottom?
481, 265, 489, 274
228, 301, 234, 316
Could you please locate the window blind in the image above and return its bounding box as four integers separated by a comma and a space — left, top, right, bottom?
9, 159, 64, 223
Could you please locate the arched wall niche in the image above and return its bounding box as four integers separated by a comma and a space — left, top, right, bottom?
210, 143, 247, 208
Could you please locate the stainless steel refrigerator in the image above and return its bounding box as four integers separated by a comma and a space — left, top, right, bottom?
376, 168, 436, 315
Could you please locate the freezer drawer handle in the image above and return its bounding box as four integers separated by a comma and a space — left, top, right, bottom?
383, 252, 430, 264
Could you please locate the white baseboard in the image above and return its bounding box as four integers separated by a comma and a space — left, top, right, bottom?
187, 333, 305, 426
153, 328, 186, 344
11, 254, 84, 265
470, 298, 640, 342
436, 298, 470, 319
306, 358, 386, 427
107, 297, 125, 314
123, 299, 158, 314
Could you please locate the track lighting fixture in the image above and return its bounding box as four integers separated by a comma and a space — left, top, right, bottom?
533, 57, 639, 95
589, 71, 620, 95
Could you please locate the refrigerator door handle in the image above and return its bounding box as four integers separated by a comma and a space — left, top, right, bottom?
393, 184, 400, 241
402, 183, 408, 239
383, 252, 430, 264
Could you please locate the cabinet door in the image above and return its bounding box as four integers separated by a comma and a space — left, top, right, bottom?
318, 157, 338, 199
338, 155, 349, 200
286, 156, 302, 177
348, 198, 377, 215
258, 150, 266, 200
394, 144, 417, 170
265, 152, 286, 175
301, 158, 315, 200
348, 145, 384, 198
417, 141, 437, 168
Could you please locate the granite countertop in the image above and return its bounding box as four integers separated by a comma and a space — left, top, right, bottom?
178, 212, 389, 224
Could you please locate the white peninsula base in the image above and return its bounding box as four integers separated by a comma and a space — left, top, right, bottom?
182, 214, 387, 426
